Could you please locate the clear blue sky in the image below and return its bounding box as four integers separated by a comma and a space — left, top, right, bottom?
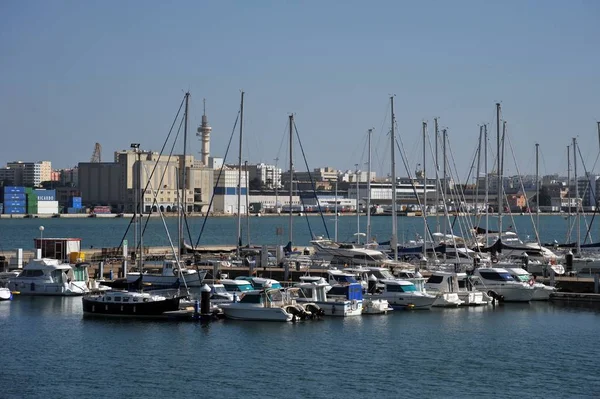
1, 0, 598, 182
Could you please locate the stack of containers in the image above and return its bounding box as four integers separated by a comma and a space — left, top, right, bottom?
67, 196, 83, 214
2, 186, 26, 214
35, 189, 59, 214
25, 187, 38, 214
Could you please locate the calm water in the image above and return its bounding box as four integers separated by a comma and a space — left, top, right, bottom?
0, 214, 591, 252
1, 297, 599, 398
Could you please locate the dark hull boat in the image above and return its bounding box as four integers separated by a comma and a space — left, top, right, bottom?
82, 291, 183, 317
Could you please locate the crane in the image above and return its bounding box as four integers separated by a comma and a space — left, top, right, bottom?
90, 143, 102, 162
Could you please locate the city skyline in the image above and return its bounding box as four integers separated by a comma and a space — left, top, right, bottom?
1, 1, 598, 179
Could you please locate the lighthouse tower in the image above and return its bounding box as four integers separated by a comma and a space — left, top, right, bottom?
197, 99, 212, 166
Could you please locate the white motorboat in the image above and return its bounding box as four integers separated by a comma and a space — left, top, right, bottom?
235, 276, 283, 289
311, 238, 400, 268
425, 271, 490, 306
471, 267, 535, 302
8, 258, 89, 296
0, 287, 12, 301
503, 267, 555, 301
368, 279, 437, 310
220, 288, 317, 322
220, 279, 255, 298
295, 280, 363, 317
126, 260, 207, 288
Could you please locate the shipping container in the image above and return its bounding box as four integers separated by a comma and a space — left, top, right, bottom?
66, 207, 86, 214
3, 186, 25, 194
1, 193, 26, 201
4, 207, 26, 214
69, 197, 83, 208
37, 200, 59, 208
4, 200, 26, 207
34, 189, 57, 201
27, 206, 38, 214
37, 207, 59, 215
93, 206, 112, 214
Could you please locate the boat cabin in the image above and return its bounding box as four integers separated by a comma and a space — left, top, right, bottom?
379, 279, 419, 293
327, 282, 363, 301
235, 276, 282, 289
221, 279, 254, 294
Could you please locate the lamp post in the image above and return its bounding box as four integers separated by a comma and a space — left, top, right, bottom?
39, 225, 44, 258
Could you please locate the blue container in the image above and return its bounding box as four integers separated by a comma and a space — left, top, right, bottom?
3, 186, 25, 194
34, 189, 56, 201
66, 207, 83, 214
0, 193, 26, 201
69, 197, 82, 208
4, 206, 25, 214
4, 200, 26, 207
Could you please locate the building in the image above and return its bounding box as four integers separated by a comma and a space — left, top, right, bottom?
212, 167, 248, 214
5, 161, 52, 187
575, 173, 600, 207
349, 179, 438, 205
246, 163, 282, 189
0, 167, 16, 185
281, 167, 339, 189
78, 149, 214, 213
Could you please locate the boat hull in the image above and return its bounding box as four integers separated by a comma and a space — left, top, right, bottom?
0, 288, 12, 301
221, 305, 294, 322
82, 296, 181, 317
432, 293, 464, 308
372, 293, 436, 310
532, 285, 554, 301
297, 298, 363, 317
8, 281, 88, 296
485, 286, 535, 302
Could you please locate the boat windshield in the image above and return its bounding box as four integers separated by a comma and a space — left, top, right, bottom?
386, 283, 417, 292
513, 274, 530, 282
479, 271, 515, 282
212, 286, 228, 294
334, 275, 357, 284
371, 269, 394, 279
224, 283, 254, 292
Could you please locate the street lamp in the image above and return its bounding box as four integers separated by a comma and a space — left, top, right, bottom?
39, 225, 44, 258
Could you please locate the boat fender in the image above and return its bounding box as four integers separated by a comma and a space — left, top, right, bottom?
528, 278, 535, 287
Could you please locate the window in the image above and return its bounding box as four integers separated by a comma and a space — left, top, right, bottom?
239, 294, 262, 304
427, 275, 444, 284
387, 284, 417, 292
479, 271, 513, 281
114, 297, 122, 302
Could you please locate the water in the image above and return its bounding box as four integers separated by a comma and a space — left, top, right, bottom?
0, 214, 589, 252
1, 298, 599, 398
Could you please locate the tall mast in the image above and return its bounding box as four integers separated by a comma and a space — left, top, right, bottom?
573, 137, 580, 254
442, 128, 447, 237
535, 143, 540, 237
355, 163, 360, 245
236, 91, 244, 258
496, 103, 502, 236
390, 96, 398, 261
334, 180, 338, 242
180, 92, 190, 258
476, 126, 483, 216
484, 124, 489, 246
434, 118, 440, 233
422, 121, 427, 260
245, 160, 250, 247
366, 128, 373, 244
289, 114, 294, 247
567, 145, 571, 244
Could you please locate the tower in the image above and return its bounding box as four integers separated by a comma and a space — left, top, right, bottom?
196, 99, 212, 166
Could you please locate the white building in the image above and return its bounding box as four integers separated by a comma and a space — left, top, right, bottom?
349, 179, 437, 205
247, 163, 282, 189
212, 168, 248, 214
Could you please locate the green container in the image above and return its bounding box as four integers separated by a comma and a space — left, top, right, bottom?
25, 187, 33, 194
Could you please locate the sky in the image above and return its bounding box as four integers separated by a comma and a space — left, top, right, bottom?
1, 0, 599, 183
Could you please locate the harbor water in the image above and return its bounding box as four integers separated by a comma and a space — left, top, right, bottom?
2, 215, 600, 398
1, 298, 599, 398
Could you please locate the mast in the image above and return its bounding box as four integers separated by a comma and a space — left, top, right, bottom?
245, 160, 250, 247
355, 163, 360, 245
390, 96, 398, 261
236, 91, 244, 258
334, 180, 338, 242
442, 128, 447, 237
476, 126, 482, 216
484, 124, 489, 246
567, 145, 571, 244
496, 103, 502, 236
366, 128, 373, 244
138, 147, 144, 274
180, 92, 190, 258
434, 118, 440, 233
422, 121, 427, 260
274, 157, 279, 214
574, 137, 580, 254
289, 114, 294, 247
535, 143, 540, 236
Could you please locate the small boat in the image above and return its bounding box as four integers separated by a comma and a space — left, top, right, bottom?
368, 279, 437, 310
425, 271, 489, 306
235, 276, 283, 289
126, 260, 207, 288
0, 287, 12, 301
220, 279, 255, 298
295, 280, 364, 317
471, 267, 535, 302
503, 267, 555, 301
220, 288, 318, 322
82, 290, 183, 317
7, 258, 89, 296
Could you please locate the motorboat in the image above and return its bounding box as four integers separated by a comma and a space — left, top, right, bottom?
295, 280, 363, 317
503, 267, 555, 301
471, 267, 535, 302
82, 290, 183, 317
368, 279, 437, 310
220, 288, 319, 322
8, 258, 89, 296
235, 276, 283, 289
220, 279, 255, 298
0, 287, 12, 301
311, 238, 401, 268
126, 260, 207, 288
425, 271, 490, 306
